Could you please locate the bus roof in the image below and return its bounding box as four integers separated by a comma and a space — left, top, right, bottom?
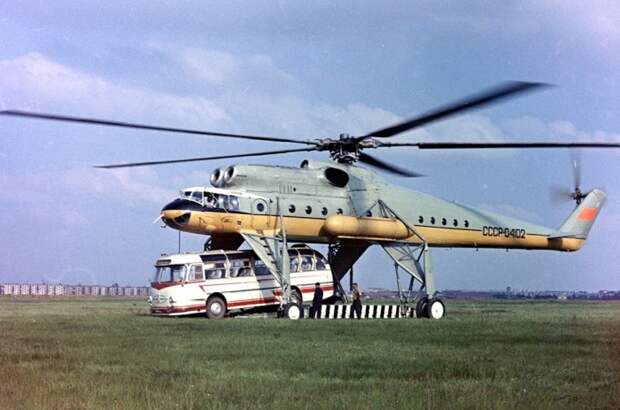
156, 246, 326, 265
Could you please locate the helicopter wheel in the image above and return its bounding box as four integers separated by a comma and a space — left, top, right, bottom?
282, 302, 303, 320
428, 298, 446, 320
415, 297, 429, 318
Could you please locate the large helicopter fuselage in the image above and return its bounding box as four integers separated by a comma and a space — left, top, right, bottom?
160, 160, 586, 252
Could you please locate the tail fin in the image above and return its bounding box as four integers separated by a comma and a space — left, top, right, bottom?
553, 189, 606, 239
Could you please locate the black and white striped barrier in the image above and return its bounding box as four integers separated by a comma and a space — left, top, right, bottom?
308, 304, 416, 319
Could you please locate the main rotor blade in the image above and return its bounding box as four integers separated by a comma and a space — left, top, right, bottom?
0, 110, 317, 146
94, 147, 318, 169
362, 82, 549, 139
379, 142, 620, 149
357, 152, 424, 177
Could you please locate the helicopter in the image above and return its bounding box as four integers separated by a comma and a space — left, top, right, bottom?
2, 81, 619, 319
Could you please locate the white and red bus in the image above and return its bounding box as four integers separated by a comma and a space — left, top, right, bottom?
149, 245, 334, 318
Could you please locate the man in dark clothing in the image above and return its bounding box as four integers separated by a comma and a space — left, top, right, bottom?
311, 282, 323, 319
350, 282, 363, 319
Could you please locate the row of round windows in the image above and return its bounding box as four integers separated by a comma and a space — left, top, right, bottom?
418, 215, 470, 228
256, 202, 470, 228
287, 204, 345, 216
255, 202, 344, 216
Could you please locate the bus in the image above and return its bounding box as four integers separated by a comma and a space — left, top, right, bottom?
149, 245, 334, 318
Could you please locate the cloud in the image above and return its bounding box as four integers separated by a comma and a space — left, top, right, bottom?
61, 167, 177, 206
540, 1, 620, 49
0, 52, 229, 127
151, 45, 300, 94
0, 166, 176, 223
503, 116, 620, 143
0, 50, 528, 146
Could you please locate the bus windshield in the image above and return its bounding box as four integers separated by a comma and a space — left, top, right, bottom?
154, 265, 187, 283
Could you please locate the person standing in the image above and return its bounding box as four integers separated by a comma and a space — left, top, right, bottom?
350, 282, 363, 319
311, 282, 323, 319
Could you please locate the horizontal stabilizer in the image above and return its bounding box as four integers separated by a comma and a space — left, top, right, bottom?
547, 231, 580, 239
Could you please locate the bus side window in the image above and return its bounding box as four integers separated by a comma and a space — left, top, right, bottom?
253, 259, 271, 276
205, 262, 227, 279
188, 264, 204, 281
231, 259, 252, 277
301, 255, 314, 271
315, 257, 326, 270
290, 257, 300, 272
239, 267, 252, 277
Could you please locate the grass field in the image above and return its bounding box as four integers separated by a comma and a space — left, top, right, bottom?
0, 298, 618, 409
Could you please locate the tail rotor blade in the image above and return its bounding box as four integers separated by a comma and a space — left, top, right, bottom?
571, 149, 582, 190
549, 184, 572, 204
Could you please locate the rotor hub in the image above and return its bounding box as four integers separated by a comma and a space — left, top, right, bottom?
315, 134, 383, 164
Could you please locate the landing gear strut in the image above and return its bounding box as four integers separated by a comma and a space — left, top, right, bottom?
373, 200, 446, 319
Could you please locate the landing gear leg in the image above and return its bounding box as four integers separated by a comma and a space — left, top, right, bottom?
376, 200, 446, 320
384, 242, 445, 319
419, 244, 445, 319
241, 200, 297, 319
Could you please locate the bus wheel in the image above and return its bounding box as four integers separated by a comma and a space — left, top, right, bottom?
283, 302, 303, 320
206, 296, 227, 319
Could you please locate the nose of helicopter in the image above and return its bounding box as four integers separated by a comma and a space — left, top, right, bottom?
160, 198, 201, 228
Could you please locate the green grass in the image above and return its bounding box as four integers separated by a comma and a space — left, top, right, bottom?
0, 298, 618, 409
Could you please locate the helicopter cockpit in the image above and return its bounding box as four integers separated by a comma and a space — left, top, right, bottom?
179, 188, 240, 211
160, 186, 250, 228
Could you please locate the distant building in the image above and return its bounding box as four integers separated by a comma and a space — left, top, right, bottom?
0, 282, 149, 297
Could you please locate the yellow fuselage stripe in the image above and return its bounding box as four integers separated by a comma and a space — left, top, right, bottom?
163, 210, 584, 252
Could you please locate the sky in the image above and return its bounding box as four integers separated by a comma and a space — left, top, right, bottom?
0, 1, 619, 290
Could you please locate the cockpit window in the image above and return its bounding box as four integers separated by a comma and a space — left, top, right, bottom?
191, 191, 203, 202
204, 192, 217, 207
217, 195, 227, 209
153, 265, 186, 283
180, 189, 240, 211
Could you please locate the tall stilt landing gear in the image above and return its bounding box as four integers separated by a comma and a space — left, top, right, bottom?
372, 200, 445, 319
241, 203, 302, 320
388, 243, 444, 319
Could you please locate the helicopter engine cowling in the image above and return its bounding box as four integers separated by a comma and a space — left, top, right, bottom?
210, 168, 225, 187
223, 166, 237, 186
323, 215, 410, 240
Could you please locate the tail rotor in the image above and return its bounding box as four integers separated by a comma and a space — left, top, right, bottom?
550, 150, 588, 206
